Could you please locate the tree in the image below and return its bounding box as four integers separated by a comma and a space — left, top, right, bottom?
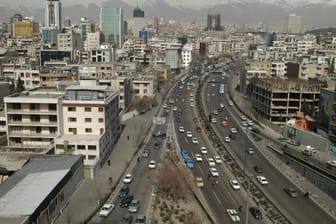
16, 77, 25, 92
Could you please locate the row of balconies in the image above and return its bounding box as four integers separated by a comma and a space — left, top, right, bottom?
7, 109, 58, 115
8, 131, 58, 137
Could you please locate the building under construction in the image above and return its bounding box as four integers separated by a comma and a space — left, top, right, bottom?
251, 77, 323, 125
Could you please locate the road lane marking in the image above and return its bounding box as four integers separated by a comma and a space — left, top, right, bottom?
212, 190, 222, 205
146, 186, 156, 219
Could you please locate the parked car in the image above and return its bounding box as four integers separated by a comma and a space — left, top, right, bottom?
326, 160, 336, 167
128, 199, 140, 213
118, 185, 129, 198
99, 203, 115, 217
284, 187, 298, 198
120, 214, 133, 224
135, 215, 146, 224
120, 195, 134, 207
123, 174, 133, 184
249, 207, 263, 220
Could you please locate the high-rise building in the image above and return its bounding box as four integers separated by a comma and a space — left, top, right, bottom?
207, 14, 221, 31
80, 17, 94, 41
132, 6, 145, 35
44, 0, 62, 31
282, 14, 301, 34
100, 7, 124, 48
154, 16, 159, 34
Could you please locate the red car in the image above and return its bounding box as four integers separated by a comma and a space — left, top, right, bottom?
196, 126, 202, 133
222, 121, 229, 127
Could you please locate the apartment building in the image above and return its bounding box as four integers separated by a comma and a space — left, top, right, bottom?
181, 44, 192, 68
54, 82, 120, 177
57, 31, 82, 51
83, 32, 101, 52
271, 62, 287, 77
251, 77, 321, 125
4, 88, 64, 149
132, 74, 156, 99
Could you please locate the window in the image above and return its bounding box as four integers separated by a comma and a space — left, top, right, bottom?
85, 118, 92, 122
88, 145, 96, 150
69, 117, 76, 122
88, 155, 96, 160
134, 89, 140, 94
49, 115, 57, 122
12, 103, 21, 110
98, 118, 104, 123
98, 107, 104, 112
68, 107, 76, 112
85, 128, 92, 133
30, 104, 40, 110
56, 144, 65, 149
77, 145, 85, 150
48, 104, 57, 111
68, 128, 77, 135
85, 107, 91, 112
49, 127, 57, 134
100, 128, 104, 134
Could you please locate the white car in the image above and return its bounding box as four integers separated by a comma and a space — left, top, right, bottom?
190, 102, 195, 107
214, 156, 223, 164
220, 103, 225, 108
241, 121, 248, 127
186, 131, 193, 138
172, 106, 178, 111
229, 101, 234, 106
195, 154, 203, 162
99, 203, 115, 217
227, 209, 240, 222
179, 126, 185, 133
190, 93, 194, 97
247, 147, 255, 154
148, 160, 156, 169
327, 160, 336, 167
192, 137, 199, 144
211, 118, 217, 123
123, 174, 133, 184
209, 167, 219, 177
247, 120, 254, 126
190, 98, 194, 102
200, 146, 208, 154
256, 176, 268, 185
229, 180, 241, 190
240, 115, 247, 121
230, 128, 238, 134
212, 110, 219, 115
208, 158, 216, 166
224, 136, 231, 143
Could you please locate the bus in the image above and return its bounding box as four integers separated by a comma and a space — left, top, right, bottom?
219, 84, 225, 94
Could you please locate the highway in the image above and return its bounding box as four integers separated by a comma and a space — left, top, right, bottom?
202, 72, 335, 224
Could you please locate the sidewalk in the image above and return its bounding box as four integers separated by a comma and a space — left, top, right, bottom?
55, 106, 159, 224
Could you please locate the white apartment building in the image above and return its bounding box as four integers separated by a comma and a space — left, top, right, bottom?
14, 68, 40, 89
83, 32, 101, 52
90, 46, 114, 63
181, 44, 192, 68
132, 75, 156, 99
4, 89, 64, 148
54, 82, 120, 177
271, 62, 287, 77
57, 31, 82, 51
297, 40, 313, 54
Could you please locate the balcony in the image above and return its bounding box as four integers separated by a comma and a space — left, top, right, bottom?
7, 109, 57, 115
8, 120, 58, 126
8, 131, 58, 138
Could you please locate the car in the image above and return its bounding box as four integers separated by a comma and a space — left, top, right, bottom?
200, 146, 208, 154
172, 106, 177, 111
142, 149, 150, 158
179, 126, 185, 133
218, 107, 223, 112
128, 199, 140, 213
196, 177, 204, 187
148, 160, 156, 169
211, 118, 217, 123
226, 209, 240, 222
123, 174, 133, 184
209, 167, 219, 177
185, 159, 194, 168
249, 207, 263, 220
176, 111, 182, 117
229, 180, 241, 190
326, 160, 336, 167
192, 137, 199, 144
284, 187, 298, 198
193, 117, 198, 122
214, 155, 223, 164
190, 98, 194, 102
229, 133, 236, 139
208, 158, 216, 166
222, 121, 229, 127
120, 195, 134, 207
241, 121, 248, 127
253, 166, 263, 173
186, 131, 193, 138
99, 203, 115, 217
154, 142, 160, 149
181, 150, 190, 159
118, 185, 129, 198
230, 128, 238, 134
229, 101, 234, 106
256, 176, 268, 185
224, 136, 231, 143
195, 154, 203, 162
135, 215, 146, 224
212, 110, 219, 115
190, 93, 194, 97
247, 120, 254, 126
190, 102, 195, 107
196, 126, 202, 133
251, 127, 261, 134
220, 103, 225, 108
240, 115, 247, 120
247, 147, 255, 154
163, 103, 167, 109
175, 117, 181, 122
120, 214, 133, 224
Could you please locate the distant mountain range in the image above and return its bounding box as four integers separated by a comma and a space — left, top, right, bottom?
0, 0, 336, 29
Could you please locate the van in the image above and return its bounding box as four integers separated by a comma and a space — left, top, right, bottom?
302, 148, 312, 156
